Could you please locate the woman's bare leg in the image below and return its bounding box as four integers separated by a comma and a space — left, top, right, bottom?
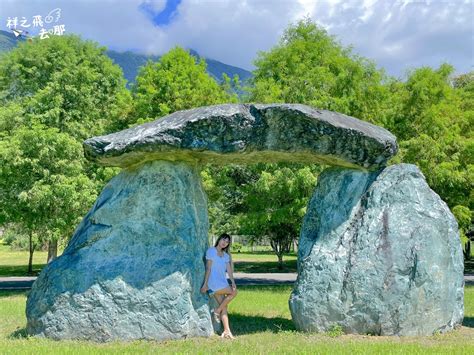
220, 305, 231, 334
214, 287, 238, 314
213, 287, 237, 338
212, 294, 224, 320
213, 294, 224, 307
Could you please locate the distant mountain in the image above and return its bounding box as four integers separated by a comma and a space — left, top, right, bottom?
0, 30, 252, 87
0, 30, 23, 53
107, 49, 252, 87
188, 49, 252, 83
105, 50, 160, 86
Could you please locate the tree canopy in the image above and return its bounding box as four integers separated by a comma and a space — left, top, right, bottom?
132, 47, 236, 124
248, 20, 472, 253
249, 18, 388, 123
0, 35, 130, 268
0, 35, 132, 137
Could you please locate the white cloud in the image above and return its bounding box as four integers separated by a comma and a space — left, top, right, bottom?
0, 0, 166, 53
0, 0, 472, 77
142, 0, 167, 13
301, 0, 473, 77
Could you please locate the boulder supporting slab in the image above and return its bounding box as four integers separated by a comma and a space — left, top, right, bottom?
289, 164, 464, 336
26, 160, 213, 341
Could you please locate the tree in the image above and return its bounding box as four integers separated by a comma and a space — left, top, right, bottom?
0, 35, 132, 137
0, 35, 131, 266
201, 167, 239, 239
387, 65, 473, 238
249, 18, 473, 257
235, 19, 388, 264
237, 164, 319, 269
249, 18, 389, 124
0, 125, 96, 272
132, 47, 236, 124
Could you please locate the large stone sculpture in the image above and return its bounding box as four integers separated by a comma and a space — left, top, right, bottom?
289, 164, 464, 335
27, 161, 212, 341
26, 103, 462, 341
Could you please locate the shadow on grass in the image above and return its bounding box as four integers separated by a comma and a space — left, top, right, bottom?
0, 290, 28, 298
236, 251, 297, 256
231, 313, 296, 335
465, 259, 474, 274
9, 327, 28, 339
234, 260, 297, 273
463, 317, 474, 328
0, 264, 44, 277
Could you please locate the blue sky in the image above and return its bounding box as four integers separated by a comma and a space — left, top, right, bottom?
140, 0, 181, 26
0, 0, 472, 78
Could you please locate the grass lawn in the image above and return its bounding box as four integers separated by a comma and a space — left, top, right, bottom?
465, 259, 474, 274
1, 244, 473, 276
0, 244, 298, 276
0, 285, 473, 354
0, 245, 47, 277
232, 251, 297, 273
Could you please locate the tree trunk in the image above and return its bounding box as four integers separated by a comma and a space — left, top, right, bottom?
277, 252, 284, 270
465, 241, 471, 260
47, 239, 58, 263
293, 239, 298, 253
270, 238, 285, 270
28, 232, 34, 275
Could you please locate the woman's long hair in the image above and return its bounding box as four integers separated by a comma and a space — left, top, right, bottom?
214, 233, 232, 253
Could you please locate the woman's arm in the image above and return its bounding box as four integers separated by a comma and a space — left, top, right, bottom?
226, 256, 236, 290
201, 259, 212, 293
229, 253, 234, 274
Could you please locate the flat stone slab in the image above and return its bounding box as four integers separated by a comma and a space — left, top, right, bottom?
84, 104, 397, 169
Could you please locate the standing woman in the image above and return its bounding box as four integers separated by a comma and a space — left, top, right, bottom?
201, 233, 238, 339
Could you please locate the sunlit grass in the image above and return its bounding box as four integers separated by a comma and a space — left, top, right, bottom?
0, 286, 473, 354
232, 251, 297, 273
0, 244, 48, 276
0, 244, 299, 276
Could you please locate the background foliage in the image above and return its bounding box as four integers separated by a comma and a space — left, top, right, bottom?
0, 19, 472, 267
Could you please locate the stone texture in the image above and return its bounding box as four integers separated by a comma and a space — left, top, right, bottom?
26, 160, 213, 341
84, 104, 397, 170
28, 102, 462, 340
289, 164, 464, 336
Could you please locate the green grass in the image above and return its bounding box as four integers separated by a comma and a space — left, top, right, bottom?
0, 245, 47, 276
465, 259, 474, 274
1, 244, 472, 276
0, 245, 298, 276
0, 286, 473, 354
232, 251, 297, 273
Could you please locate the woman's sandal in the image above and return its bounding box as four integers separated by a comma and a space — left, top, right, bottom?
221, 331, 235, 340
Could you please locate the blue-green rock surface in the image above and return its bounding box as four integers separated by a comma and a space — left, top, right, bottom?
289, 164, 464, 335
84, 104, 397, 169
26, 161, 213, 341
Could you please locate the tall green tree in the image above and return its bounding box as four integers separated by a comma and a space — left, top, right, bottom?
0, 35, 132, 137
0, 125, 97, 272
132, 47, 236, 124
248, 18, 472, 261
233, 18, 388, 262
0, 35, 131, 268
249, 18, 388, 124
238, 165, 319, 269
387, 65, 473, 246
